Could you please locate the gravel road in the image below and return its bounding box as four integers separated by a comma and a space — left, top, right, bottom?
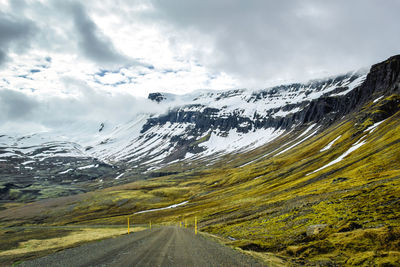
19, 226, 265, 267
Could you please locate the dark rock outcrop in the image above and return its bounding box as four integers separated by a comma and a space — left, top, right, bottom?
99, 123, 105, 132
361, 55, 400, 95
148, 93, 166, 103
300, 55, 400, 126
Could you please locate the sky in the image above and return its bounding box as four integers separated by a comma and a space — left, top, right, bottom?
1, 0, 400, 134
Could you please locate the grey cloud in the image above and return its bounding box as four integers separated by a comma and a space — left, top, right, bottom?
0, 13, 36, 65
149, 0, 400, 85
69, 2, 128, 65
0, 89, 39, 121
0, 82, 168, 134
0, 50, 6, 63
9, 0, 28, 12
0, 1, 143, 68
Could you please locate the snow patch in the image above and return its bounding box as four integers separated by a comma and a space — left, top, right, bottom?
115, 173, 124, 179
77, 164, 98, 170
272, 107, 302, 118
21, 160, 35, 165
200, 128, 284, 156
373, 96, 384, 103
320, 135, 341, 152
276, 126, 318, 156
134, 201, 189, 214
58, 169, 73, 174
308, 137, 367, 175
297, 124, 317, 139
365, 119, 387, 133
331, 74, 367, 96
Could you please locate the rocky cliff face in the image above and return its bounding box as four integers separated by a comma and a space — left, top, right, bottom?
363, 55, 400, 94
300, 55, 400, 127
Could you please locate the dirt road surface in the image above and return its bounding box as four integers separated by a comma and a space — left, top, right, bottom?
18, 226, 265, 267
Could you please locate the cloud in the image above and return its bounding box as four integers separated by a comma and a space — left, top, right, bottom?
0, 12, 36, 66
148, 0, 400, 86
0, 50, 6, 63
2, 0, 400, 137
1, 0, 400, 103
0, 80, 170, 135
68, 2, 129, 65
0, 89, 39, 120
0, 1, 144, 68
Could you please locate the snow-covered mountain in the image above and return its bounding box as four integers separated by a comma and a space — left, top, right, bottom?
6, 55, 400, 202
1, 71, 365, 160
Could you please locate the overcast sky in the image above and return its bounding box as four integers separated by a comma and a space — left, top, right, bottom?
1, 0, 400, 134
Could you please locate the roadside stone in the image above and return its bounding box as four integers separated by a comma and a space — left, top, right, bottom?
306, 224, 329, 236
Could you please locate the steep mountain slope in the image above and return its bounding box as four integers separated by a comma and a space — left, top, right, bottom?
0, 70, 367, 201
1, 55, 400, 266
107, 71, 366, 165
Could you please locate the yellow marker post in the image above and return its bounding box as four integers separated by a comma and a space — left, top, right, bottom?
150, 221, 152, 230
127, 217, 130, 234
195, 216, 197, 235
